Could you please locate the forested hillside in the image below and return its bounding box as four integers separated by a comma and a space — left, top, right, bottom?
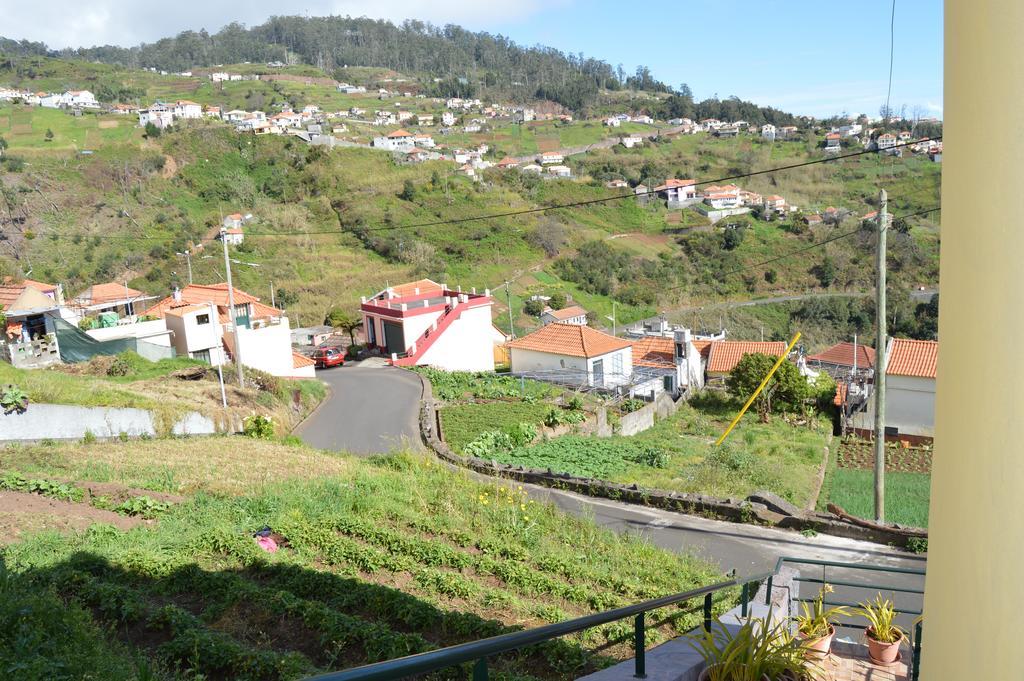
1, 16, 799, 121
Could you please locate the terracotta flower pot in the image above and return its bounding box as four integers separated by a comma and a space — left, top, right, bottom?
865, 627, 904, 665
798, 624, 834, 658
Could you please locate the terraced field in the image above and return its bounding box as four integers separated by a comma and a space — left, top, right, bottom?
0, 439, 731, 680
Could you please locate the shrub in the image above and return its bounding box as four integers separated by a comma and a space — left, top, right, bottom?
523, 299, 545, 316
506, 422, 538, 448
1, 384, 29, 414
620, 398, 645, 413
243, 415, 275, 439
106, 356, 132, 377
464, 430, 515, 457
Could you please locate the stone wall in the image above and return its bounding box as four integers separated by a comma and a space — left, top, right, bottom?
618, 392, 680, 436
413, 371, 928, 549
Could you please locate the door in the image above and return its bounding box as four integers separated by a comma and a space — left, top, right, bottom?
592, 359, 604, 388
383, 320, 406, 356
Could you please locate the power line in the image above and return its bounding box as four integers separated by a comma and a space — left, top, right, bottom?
45, 136, 941, 244
884, 0, 898, 119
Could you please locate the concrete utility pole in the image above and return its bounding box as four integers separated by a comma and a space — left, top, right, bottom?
221, 227, 244, 388
504, 281, 515, 339
873, 189, 888, 522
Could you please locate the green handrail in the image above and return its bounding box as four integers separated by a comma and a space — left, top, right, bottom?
306, 571, 772, 681
307, 556, 925, 681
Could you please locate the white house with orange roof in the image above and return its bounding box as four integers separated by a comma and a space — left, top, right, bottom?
172, 100, 203, 119
360, 279, 498, 371
506, 323, 633, 389
704, 340, 788, 380
825, 132, 843, 153
654, 178, 698, 208
70, 282, 157, 317
540, 305, 588, 326
144, 284, 313, 378
373, 129, 416, 151
630, 329, 706, 398
539, 151, 564, 165
851, 338, 937, 441
61, 90, 98, 108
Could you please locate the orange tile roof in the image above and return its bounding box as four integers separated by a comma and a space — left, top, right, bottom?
886, 338, 938, 379
0, 278, 59, 309
826, 132, 841, 139
292, 351, 316, 369
693, 339, 713, 357
834, 381, 848, 406
387, 129, 413, 137
496, 156, 519, 166
632, 336, 675, 368
543, 305, 588, 320
507, 323, 631, 358
163, 303, 212, 317
74, 282, 145, 306
3, 276, 58, 294
654, 178, 696, 191
143, 283, 269, 318
706, 341, 787, 374
389, 278, 445, 298
808, 341, 875, 369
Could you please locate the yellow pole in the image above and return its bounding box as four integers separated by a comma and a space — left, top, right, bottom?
714, 332, 801, 446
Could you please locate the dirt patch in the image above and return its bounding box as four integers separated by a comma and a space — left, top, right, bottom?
0, 490, 143, 543
209, 599, 333, 666
535, 137, 561, 152
78, 482, 184, 506
161, 154, 178, 179
98, 120, 119, 129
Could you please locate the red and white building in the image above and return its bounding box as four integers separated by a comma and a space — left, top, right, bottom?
360, 279, 500, 371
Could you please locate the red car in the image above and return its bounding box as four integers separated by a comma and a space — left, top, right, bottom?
312, 346, 345, 369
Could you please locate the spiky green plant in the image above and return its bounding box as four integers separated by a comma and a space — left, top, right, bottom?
795, 584, 850, 639
858, 595, 905, 644
687, 611, 815, 681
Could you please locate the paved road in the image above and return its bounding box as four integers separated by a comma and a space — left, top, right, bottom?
295, 364, 423, 454
297, 367, 925, 601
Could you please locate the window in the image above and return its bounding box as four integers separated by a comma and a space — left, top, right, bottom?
611, 352, 623, 377
191, 349, 211, 364
195, 313, 210, 325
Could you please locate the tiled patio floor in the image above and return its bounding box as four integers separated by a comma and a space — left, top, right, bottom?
817, 646, 909, 681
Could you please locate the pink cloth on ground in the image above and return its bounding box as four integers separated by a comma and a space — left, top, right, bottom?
256, 535, 279, 552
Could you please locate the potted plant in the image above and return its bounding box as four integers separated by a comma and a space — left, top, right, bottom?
794, 584, 850, 658
688, 612, 818, 681
857, 595, 906, 665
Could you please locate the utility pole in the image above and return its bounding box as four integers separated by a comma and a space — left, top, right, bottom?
504, 281, 515, 339
221, 227, 244, 388
270, 280, 275, 308
874, 189, 888, 523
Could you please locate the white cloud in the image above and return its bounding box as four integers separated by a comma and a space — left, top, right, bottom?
5, 1, 568, 49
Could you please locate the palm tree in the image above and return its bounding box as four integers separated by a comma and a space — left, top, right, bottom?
325, 308, 362, 346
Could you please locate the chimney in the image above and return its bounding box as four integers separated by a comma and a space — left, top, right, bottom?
172, 287, 182, 303
674, 328, 691, 363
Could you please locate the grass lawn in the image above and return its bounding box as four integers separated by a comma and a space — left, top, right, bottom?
826, 468, 931, 528
0, 439, 731, 680
487, 392, 830, 508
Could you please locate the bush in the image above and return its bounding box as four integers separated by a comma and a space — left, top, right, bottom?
1, 384, 29, 414
619, 398, 645, 413
106, 356, 132, 377
464, 430, 515, 457
243, 415, 275, 439
523, 299, 545, 316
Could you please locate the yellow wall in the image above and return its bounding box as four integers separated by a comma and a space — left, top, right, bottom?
920, 2, 1024, 678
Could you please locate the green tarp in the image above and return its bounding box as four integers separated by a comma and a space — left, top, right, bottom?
53, 316, 176, 363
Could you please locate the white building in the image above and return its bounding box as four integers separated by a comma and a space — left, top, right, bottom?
507, 323, 634, 389
164, 303, 229, 366
852, 338, 937, 440
761, 124, 776, 140
876, 133, 898, 150
172, 100, 203, 119
621, 135, 643, 148
62, 90, 99, 108
546, 165, 572, 178
442, 111, 457, 126
372, 129, 416, 151
630, 329, 706, 398
655, 178, 698, 207
360, 278, 498, 372
540, 305, 588, 326
604, 117, 622, 127
539, 151, 564, 165
139, 104, 174, 129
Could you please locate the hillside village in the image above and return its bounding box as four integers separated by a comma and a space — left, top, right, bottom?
0, 13, 958, 681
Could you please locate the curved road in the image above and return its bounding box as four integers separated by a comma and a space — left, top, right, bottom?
295, 364, 423, 454
297, 365, 925, 589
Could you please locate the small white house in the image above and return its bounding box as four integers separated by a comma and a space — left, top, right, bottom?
604, 117, 622, 127
539, 151, 564, 165
621, 135, 643, 148
630, 329, 706, 398
62, 90, 99, 108
441, 111, 457, 126
507, 323, 634, 389
139, 104, 174, 129
540, 305, 588, 326
761, 124, 776, 140
173, 100, 203, 119
655, 178, 698, 207
546, 165, 572, 178
373, 129, 415, 151
852, 338, 937, 440
164, 303, 228, 366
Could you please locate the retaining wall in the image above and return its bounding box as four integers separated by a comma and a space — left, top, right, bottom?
0, 403, 234, 442
414, 372, 927, 549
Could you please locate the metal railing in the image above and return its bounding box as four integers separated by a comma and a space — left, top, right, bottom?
307, 556, 925, 681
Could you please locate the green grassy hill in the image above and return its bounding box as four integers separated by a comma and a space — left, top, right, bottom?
0, 55, 940, 351
0, 440, 729, 680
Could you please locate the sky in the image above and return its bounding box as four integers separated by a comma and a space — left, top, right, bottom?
4, 0, 943, 118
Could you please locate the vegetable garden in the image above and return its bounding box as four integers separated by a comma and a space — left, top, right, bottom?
0, 441, 733, 680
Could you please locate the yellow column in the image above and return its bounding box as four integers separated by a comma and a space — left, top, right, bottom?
921, 2, 1024, 678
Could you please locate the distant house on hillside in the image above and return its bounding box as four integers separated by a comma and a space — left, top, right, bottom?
139, 103, 173, 129
824, 132, 842, 153
71, 282, 156, 318
654, 178, 698, 208
807, 341, 876, 379
620, 135, 643, 148
540, 305, 588, 326
851, 338, 937, 441
372, 129, 415, 151
172, 100, 202, 119
631, 329, 707, 398
539, 151, 564, 165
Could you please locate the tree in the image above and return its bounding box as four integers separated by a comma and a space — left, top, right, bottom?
815, 257, 837, 287
275, 288, 299, 308
523, 299, 545, 316
721, 226, 745, 250
398, 178, 416, 201
324, 308, 362, 346
764, 269, 778, 284
144, 122, 161, 138
726, 353, 810, 421
548, 292, 567, 310
527, 218, 566, 257
44, 128, 54, 142
0, 136, 7, 157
